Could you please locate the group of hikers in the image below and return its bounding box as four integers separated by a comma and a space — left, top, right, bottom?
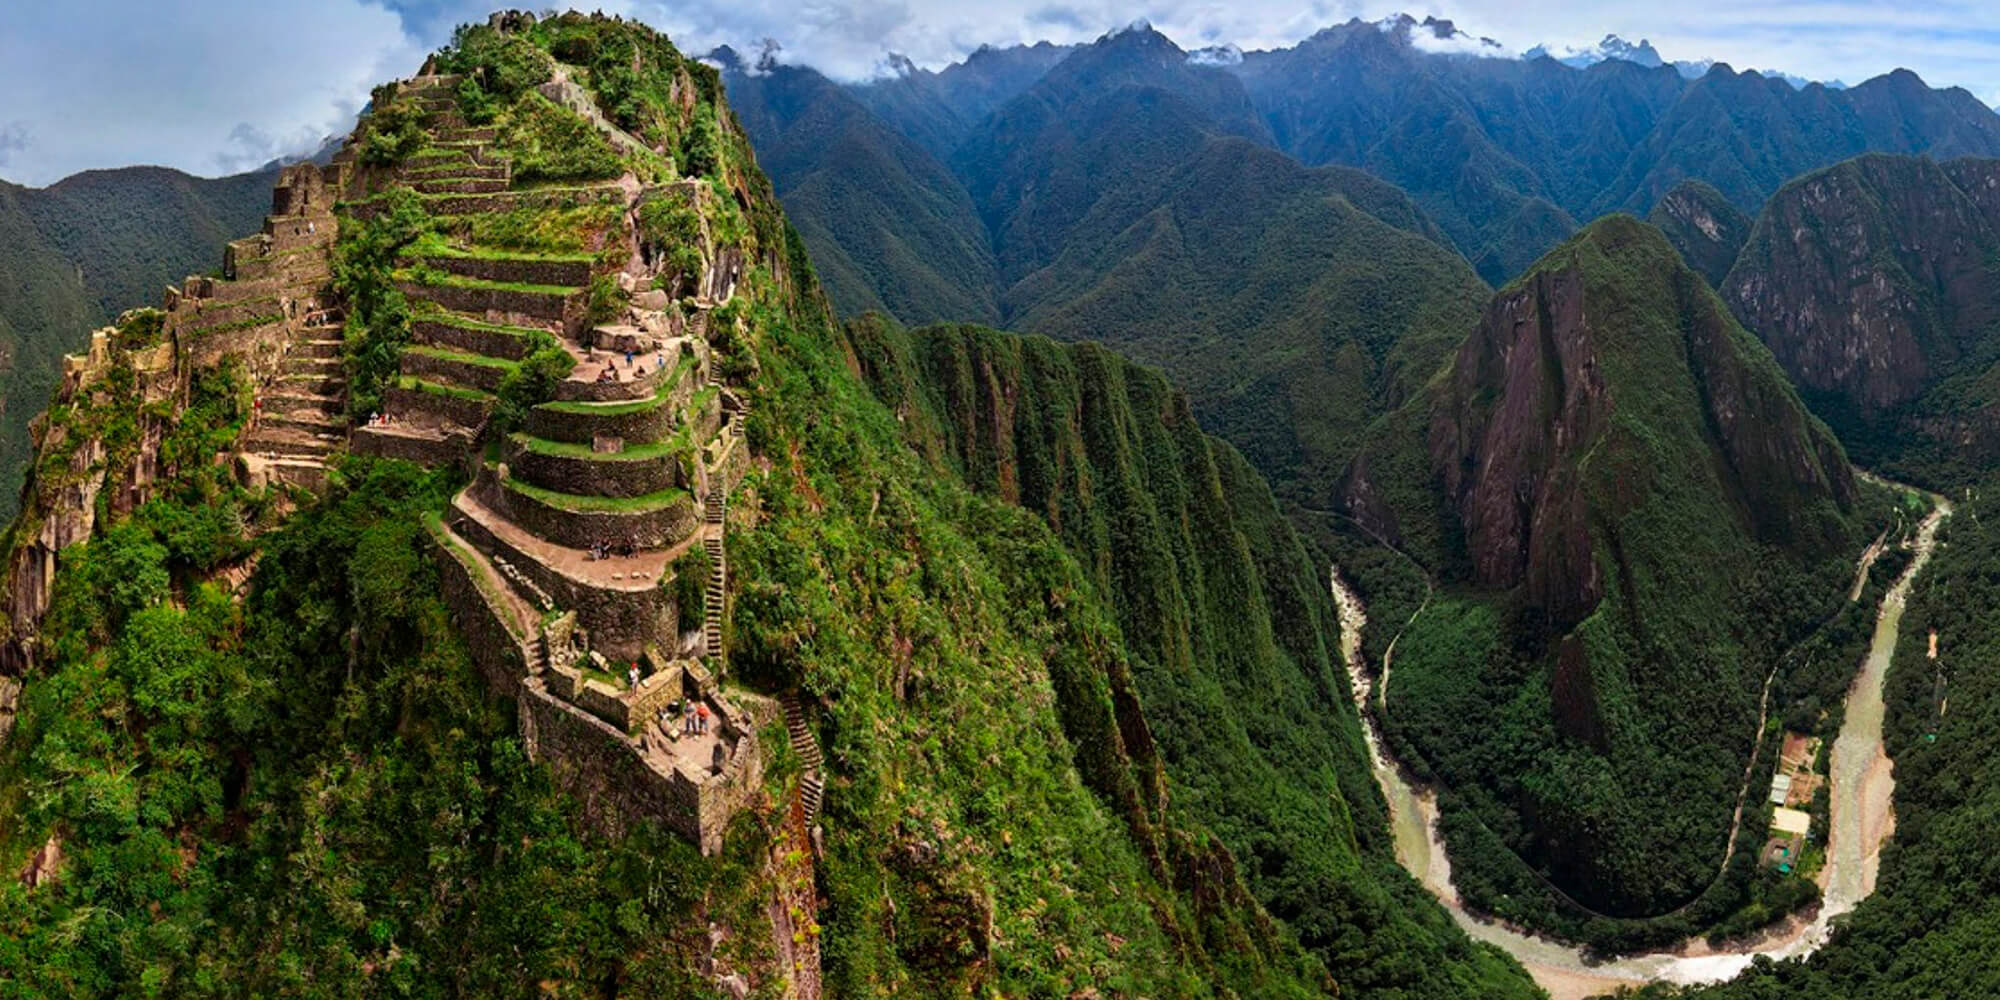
363, 411, 394, 427
587, 537, 639, 560
582, 345, 670, 384
655, 698, 712, 736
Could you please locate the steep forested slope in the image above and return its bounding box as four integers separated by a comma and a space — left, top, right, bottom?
847, 316, 1536, 997
723, 56, 999, 324
0, 166, 277, 521
1340, 216, 1876, 944
1001, 133, 1489, 510
1723, 154, 2000, 485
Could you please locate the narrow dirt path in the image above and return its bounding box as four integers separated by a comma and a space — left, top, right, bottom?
1331, 485, 1951, 999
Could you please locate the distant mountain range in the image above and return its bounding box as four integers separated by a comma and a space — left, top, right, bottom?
720, 17, 2000, 516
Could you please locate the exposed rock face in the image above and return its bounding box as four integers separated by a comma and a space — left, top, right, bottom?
1345, 217, 1863, 916
1425, 217, 1854, 631
1648, 178, 1751, 287
1429, 262, 1607, 630
1723, 154, 2000, 463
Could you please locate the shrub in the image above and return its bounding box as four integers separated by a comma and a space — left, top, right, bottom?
586, 273, 629, 324
436, 23, 552, 101
493, 330, 577, 431
334, 188, 430, 418
357, 98, 427, 167
668, 544, 710, 626
496, 92, 624, 184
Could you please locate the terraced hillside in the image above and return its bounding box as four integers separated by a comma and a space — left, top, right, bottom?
0, 14, 1538, 998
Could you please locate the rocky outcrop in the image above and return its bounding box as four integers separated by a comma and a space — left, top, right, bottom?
1423, 216, 1855, 632
1648, 178, 1751, 288
1722, 154, 2000, 464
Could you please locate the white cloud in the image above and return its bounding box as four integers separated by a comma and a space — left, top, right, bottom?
0, 0, 419, 185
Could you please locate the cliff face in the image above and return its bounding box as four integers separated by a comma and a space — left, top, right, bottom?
1649, 178, 1750, 288
1425, 216, 1855, 633
1722, 154, 2000, 477
1343, 216, 1867, 923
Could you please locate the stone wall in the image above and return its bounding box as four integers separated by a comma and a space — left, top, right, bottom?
525, 393, 677, 444
517, 678, 768, 854
385, 383, 492, 431
412, 318, 531, 360
421, 253, 592, 288
550, 355, 683, 404
400, 350, 512, 393
428, 522, 531, 697
484, 470, 696, 550
354, 425, 475, 467
397, 280, 579, 333
504, 439, 687, 498
449, 496, 676, 660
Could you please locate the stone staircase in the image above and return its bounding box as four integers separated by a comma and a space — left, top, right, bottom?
244, 318, 348, 488
703, 534, 726, 660
782, 693, 826, 826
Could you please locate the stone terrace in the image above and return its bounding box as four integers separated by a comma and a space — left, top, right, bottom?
347, 71, 765, 853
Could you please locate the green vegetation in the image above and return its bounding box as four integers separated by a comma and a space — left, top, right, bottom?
848, 315, 1537, 997
355, 86, 428, 166
0, 459, 777, 995
535, 383, 673, 417
667, 542, 709, 625
444, 199, 623, 254
1337, 217, 1886, 950
0, 163, 275, 522
637, 191, 704, 291
1635, 480, 2000, 998
501, 471, 685, 513
333, 187, 428, 419
491, 329, 576, 430
493, 91, 624, 184
395, 375, 494, 404
511, 432, 685, 462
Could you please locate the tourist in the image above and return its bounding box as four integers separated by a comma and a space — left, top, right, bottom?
682, 700, 696, 734
625, 349, 634, 368
627, 664, 639, 689
697, 702, 710, 734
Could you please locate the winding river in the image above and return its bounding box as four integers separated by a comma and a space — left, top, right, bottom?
1331, 493, 1951, 999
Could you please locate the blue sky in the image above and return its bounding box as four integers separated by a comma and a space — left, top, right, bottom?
3, 0, 1999, 185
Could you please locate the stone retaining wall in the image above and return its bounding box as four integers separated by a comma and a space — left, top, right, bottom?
485, 471, 697, 550
429, 523, 530, 697
423, 253, 593, 288
399, 280, 583, 335
412, 318, 531, 360
450, 496, 676, 660
400, 349, 512, 393
385, 383, 491, 431
526, 393, 677, 444
354, 426, 473, 467
505, 438, 687, 498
